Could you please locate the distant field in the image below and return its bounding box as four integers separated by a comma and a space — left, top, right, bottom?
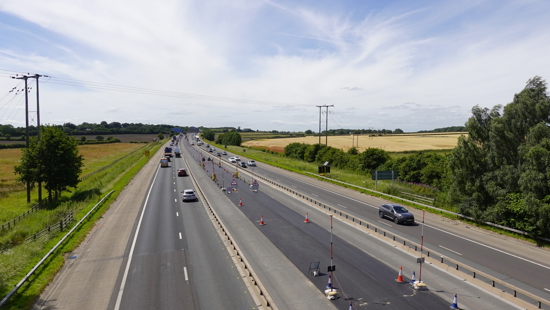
238, 132, 296, 141
242, 132, 465, 153
0, 143, 145, 198
0, 134, 158, 144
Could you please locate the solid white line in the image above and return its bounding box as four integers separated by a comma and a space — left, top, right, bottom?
268, 169, 550, 270
377, 220, 392, 227
426, 223, 550, 270
179, 232, 182, 239
184, 267, 188, 281
439, 245, 462, 256
114, 166, 161, 310
176, 212, 179, 217
337, 203, 347, 209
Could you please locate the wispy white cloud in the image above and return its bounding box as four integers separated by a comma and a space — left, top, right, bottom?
0, 0, 549, 132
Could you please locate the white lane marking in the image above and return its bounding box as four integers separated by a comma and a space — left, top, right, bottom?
176, 212, 179, 217
337, 203, 347, 209
439, 245, 462, 256
179, 232, 182, 239
268, 170, 550, 270
184, 267, 189, 281
174, 189, 176, 192
425, 223, 550, 270
114, 166, 161, 310
311, 193, 318, 197
175, 199, 177, 203
544, 288, 549, 292
377, 220, 392, 227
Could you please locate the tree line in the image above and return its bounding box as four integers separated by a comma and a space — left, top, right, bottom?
0, 121, 185, 138
281, 77, 550, 239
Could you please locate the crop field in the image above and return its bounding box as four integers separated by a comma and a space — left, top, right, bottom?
0, 134, 158, 144
242, 132, 465, 153
0, 143, 146, 199
238, 132, 297, 141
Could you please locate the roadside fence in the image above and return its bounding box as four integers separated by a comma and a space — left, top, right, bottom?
0, 190, 114, 308
25, 211, 74, 242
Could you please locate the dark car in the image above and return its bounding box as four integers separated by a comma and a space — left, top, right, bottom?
177, 168, 187, 176
379, 204, 415, 224
238, 162, 247, 168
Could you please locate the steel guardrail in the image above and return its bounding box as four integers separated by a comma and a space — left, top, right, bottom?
230, 165, 550, 310
182, 153, 276, 310
0, 190, 114, 308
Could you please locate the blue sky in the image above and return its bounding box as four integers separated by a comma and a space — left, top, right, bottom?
1, 0, 549, 132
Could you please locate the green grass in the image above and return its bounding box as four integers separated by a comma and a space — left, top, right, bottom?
0, 142, 162, 309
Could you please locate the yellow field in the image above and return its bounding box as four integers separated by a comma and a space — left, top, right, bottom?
0, 143, 144, 196
242, 133, 465, 153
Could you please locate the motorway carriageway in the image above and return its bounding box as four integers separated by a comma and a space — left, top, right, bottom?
185, 140, 473, 310
188, 137, 550, 309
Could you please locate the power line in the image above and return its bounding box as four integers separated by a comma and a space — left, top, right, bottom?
1, 69, 312, 107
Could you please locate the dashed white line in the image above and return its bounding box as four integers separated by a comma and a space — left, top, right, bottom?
337, 203, 347, 209
377, 220, 392, 227
174, 189, 176, 192
174, 199, 177, 203
184, 267, 189, 281
269, 170, 550, 270
176, 212, 179, 217
311, 193, 318, 197
179, 232, 182, 239
439, 245, 462, 256
544, 288, 550, 292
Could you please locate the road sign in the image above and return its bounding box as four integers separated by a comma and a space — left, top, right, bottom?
251, 179, 259, 190
231, 179, 238, 188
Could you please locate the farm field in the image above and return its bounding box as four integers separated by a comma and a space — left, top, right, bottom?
242, 132, 465, 153
0, 134, 159, 144
0, 143, 146, 199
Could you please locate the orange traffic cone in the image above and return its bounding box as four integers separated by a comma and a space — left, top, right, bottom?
396, 266, 405, 283
239, 198, 243, 206
259, 215, 265, 226
304, 213, 310, 223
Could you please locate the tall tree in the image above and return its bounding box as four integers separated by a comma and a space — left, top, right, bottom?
448, 76, 550, 237
15, 126, 84, 202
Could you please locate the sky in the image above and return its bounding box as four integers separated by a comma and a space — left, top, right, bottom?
1, 0, 549, 133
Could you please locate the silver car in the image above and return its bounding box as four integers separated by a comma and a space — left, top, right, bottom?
181, 189, 198, 202
379, 204, 414, 224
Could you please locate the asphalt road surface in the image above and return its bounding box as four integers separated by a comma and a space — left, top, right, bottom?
115, 153, 256, 310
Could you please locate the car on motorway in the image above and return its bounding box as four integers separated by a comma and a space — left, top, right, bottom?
238, 162, 247, 168
229, 157, 237, 163
216, 152, 222, 157
247, 160, 256, 166
379, 204, 415, 224
235, 156, 241, 161
181, 189, 198, 202
177, 168, 188, 176
222, 151, 227, 155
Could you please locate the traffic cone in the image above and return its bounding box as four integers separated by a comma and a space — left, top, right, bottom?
327, 274, 332, 289
395, 266, 405, 283
304, 213, 310, 223
450, 294, 458, 309
259, 215, 265, 226
239, 198, 243, 206
410, 271, 416, 284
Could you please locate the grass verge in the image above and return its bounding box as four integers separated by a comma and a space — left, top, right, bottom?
0, 142, 162, 309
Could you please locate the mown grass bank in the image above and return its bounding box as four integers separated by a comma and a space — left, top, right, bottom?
0, 141, 162, 309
